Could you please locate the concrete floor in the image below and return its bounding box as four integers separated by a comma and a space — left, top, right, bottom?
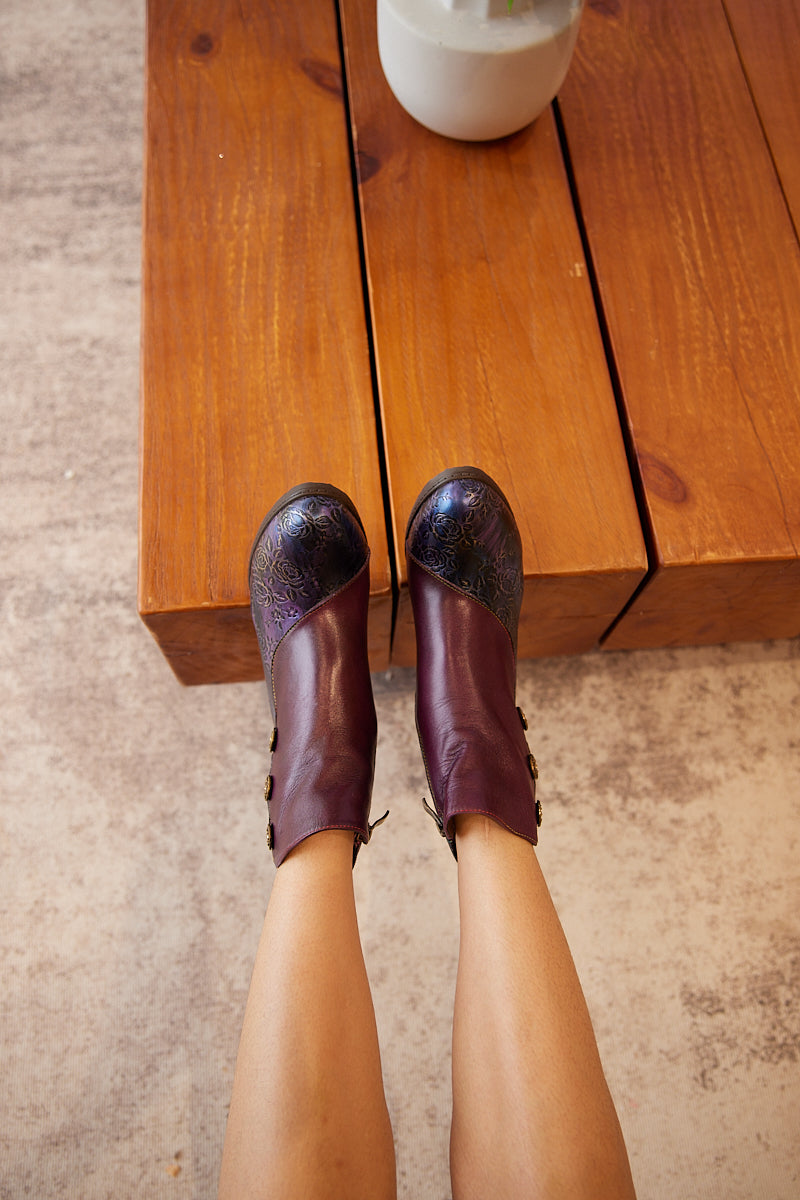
2, 2, 799, 1197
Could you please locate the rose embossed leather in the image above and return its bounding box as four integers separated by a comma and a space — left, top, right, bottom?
249, 484, 386, 867
406, 467, 541, 858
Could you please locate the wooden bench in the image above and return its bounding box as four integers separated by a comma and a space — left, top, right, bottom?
339, 0, 647, 666
140, 0, 800, 685
559, 0, 800, 649
138, 0, 391, 685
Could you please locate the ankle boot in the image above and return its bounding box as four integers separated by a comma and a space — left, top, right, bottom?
405, 466, 541, 859
249, 483, 387, 867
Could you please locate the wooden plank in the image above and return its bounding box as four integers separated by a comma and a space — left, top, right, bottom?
139, 0, 391, 684
558, 0, 800, 650
338, 0, 648, 667
723, 0, 800, 232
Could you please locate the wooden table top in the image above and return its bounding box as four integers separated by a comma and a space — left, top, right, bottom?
563, 0, 800, 649
139, 0, 800, 684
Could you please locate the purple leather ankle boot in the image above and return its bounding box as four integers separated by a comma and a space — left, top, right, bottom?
249, 483, 386, 867
406, 467, 541, 859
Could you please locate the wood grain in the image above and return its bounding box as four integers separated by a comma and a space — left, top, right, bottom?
139, 0, 390, 683
338, 0, 647, 666
723, 0, 800, 232
558, 0, 800, 649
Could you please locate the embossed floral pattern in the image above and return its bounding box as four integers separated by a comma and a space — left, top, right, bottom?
250, 493, 368, 675
406, 476, 524, 646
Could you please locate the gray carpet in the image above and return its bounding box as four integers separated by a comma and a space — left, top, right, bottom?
2, 2, 799, 1197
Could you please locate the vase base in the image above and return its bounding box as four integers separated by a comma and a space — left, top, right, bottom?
377, 0, 584, 141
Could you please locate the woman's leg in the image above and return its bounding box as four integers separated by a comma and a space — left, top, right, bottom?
450, 814, 636, 1200
225, 484, 393, 1196
218, 830, 396, 1200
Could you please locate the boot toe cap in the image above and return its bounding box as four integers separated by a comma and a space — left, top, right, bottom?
405, 467, 524, 644
249, 485, 369, 676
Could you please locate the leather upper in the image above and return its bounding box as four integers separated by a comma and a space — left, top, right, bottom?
249, 489, 377, 866
407, 470, 540, 856
250, 491, 369, 708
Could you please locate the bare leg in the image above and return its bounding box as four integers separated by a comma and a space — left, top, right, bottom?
218, 830, 396, 1200
450, 815, 636, 1200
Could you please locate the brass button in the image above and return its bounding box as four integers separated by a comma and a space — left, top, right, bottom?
269, 727, 278, 753
266, 823, 274, 850
517, 706, 528, 730
527, 753, 539, 781
535, 799, 543, 827
264, 775, 273, 803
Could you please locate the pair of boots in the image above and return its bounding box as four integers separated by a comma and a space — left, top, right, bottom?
249, 466, 541, 867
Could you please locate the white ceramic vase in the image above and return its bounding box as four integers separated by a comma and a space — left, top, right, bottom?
377, 0, 584, 141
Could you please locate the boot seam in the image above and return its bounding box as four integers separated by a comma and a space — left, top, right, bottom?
407, 550, 516, 653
